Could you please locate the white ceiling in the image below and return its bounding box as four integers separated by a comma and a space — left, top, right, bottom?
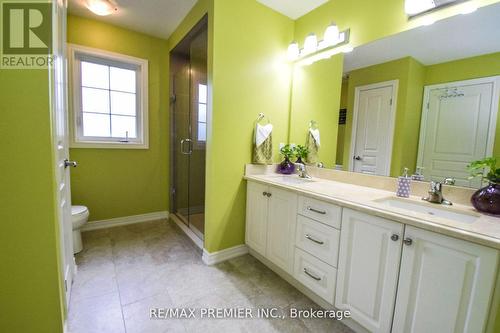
68, 0, 197, 39
344, 3, 500, 73
256, 0, 329, 19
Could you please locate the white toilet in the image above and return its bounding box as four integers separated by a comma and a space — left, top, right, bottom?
71, 205, 89, 254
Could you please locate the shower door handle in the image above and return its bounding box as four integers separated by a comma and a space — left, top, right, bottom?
180, 139, 193, 155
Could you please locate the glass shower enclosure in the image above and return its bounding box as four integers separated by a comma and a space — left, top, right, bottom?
170, 17, 208, 241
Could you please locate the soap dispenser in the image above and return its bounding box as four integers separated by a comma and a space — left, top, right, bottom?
396, 167, 411, 198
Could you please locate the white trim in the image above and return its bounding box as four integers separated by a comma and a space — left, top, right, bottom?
170, 214, 204, 249
82, 211, 168, 231
67, 43, 149, 149
202, 245, 249, 265
349, 80, 399, 176
417, 76, 500, 169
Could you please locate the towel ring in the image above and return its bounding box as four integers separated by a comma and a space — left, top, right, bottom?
256, 113, 271, 124
309, 120, 318, 129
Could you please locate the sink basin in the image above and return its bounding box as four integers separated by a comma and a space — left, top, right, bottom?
269, 175, 315, 185
375, 197, 480, 224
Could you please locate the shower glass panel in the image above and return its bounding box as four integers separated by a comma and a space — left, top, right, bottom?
170, 18, 207, 241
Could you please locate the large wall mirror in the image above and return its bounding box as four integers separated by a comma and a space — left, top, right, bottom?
290, 3, 500, 188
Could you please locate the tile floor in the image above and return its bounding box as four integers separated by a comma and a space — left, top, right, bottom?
68, 219, 354, 333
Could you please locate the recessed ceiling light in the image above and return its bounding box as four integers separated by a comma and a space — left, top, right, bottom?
86, 0, 117, 16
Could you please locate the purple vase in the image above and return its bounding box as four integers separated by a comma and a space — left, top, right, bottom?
471, 182, 500, 216
277, 157, 295, 175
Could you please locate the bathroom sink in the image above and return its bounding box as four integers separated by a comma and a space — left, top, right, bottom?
375, 197, 480, 224
269, 175, 315, 185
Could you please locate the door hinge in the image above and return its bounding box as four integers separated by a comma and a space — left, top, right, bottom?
171, 187, 176, 195
170, 94, 177, 104
390, 98, 393, 106
64, 279, 68, 292
427, 102, 430, 109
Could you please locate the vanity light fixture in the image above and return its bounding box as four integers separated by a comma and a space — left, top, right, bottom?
287, 42, 300, 61
86, 0, 117, 16
288, 24, 351, 67
303, 33, 318, 55
405, 0, 436, 15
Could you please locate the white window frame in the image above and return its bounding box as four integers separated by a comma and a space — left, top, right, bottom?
68, 44, 149, 149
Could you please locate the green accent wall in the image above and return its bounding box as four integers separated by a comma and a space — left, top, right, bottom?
342, 57, 426, 176
67, 16, 170, 221
289, 55, 344, 168
0, 69, 64, 332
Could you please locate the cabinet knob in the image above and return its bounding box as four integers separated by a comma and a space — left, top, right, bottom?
266, 192, 272, 197
263, 192, 267, 196
403, 238, 413, 246
391, 234, 399, 242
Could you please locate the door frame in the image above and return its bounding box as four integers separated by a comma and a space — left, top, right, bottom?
416, 76, 500, 169
349, 80, 399, 176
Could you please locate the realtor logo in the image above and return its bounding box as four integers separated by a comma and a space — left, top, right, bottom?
1, 1, 53, 69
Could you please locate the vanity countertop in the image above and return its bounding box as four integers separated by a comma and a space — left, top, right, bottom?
244, 173, 500, 250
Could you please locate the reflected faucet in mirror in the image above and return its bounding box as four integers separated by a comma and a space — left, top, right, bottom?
295, 162, 312, 179
422, 178, 456, 205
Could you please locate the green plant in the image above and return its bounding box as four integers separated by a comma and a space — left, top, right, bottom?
280, 144, 295, 160
467, 157, 500, 184
295, 145, 309, 159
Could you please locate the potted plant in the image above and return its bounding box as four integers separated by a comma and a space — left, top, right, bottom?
295, 145, 309, 165
467, 157, 500, 216
277, 144, 296, 174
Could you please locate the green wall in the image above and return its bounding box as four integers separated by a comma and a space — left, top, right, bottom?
67, 16, 170, 221
205, 0, 294, 252
289, 55, 344, 168
0, 66, 64, 332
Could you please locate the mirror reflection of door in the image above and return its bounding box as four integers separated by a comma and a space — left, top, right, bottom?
350, 81, 398, 176
417, 77, 500, 188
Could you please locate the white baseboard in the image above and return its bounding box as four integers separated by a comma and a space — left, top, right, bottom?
202, 244, 248, 265
170, 214, 204, 249
82, 211, 169, 231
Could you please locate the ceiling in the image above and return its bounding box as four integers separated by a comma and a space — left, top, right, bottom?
344, 2, 500, 73
68, 0, 197, 39
256, 0, 329, 19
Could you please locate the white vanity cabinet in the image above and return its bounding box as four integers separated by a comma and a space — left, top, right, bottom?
245, 181, 297, 273
392, 226, 499, 333
336, 208, 404, 333
336, 209, 499, 333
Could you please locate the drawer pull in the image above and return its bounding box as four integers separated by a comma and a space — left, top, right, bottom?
305, 234, 324, 245
307, 206, 327, 215
303, 268, 322, 281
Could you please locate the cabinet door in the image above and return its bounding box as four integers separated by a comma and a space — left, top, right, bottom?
245, 182, 269, 256
336, 209, 404, 333
266, 186, 297, 273
392, 226, 499, 333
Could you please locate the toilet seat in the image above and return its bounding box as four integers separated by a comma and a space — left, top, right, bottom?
70, 205, 89, 254
72, 205, 88, 217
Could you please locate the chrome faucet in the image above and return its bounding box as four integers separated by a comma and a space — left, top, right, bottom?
422, 178, 455, 205
295, 163, 312, 179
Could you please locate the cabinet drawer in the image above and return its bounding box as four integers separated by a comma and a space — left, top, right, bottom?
294, 248, 337, 304
295, 215, 340, 267
298, 196, 342, 228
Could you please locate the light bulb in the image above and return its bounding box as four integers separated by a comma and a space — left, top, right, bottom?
303, 33, 318, 55
287, 42, 299, 61
342, 45, 354, 53
421, 17, 436, 26
324, 23, 340, 46
86, 0, 117, 16
405, 0, 435, 15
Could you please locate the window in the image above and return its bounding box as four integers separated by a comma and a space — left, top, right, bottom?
69, 44, 148, 148
197, 83, 207, 142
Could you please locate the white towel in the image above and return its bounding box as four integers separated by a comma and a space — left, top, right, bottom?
309, 128, 320, 146
256, 124, 273, 147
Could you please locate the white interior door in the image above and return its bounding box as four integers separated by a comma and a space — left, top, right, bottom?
51, 0, 74, 307
417, 77, 499, 188
351, 81, 397, 176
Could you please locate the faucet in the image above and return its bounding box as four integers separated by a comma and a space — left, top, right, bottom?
294, 162, 312, 179
422, 178, 455, 205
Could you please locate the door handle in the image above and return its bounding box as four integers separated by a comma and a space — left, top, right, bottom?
303, 268, 321, 281
354, 156, 362, 161
64, 159, 77, 168
305, 234, 324, 245
180, 139, 193, 155
306, 206, 326, 215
